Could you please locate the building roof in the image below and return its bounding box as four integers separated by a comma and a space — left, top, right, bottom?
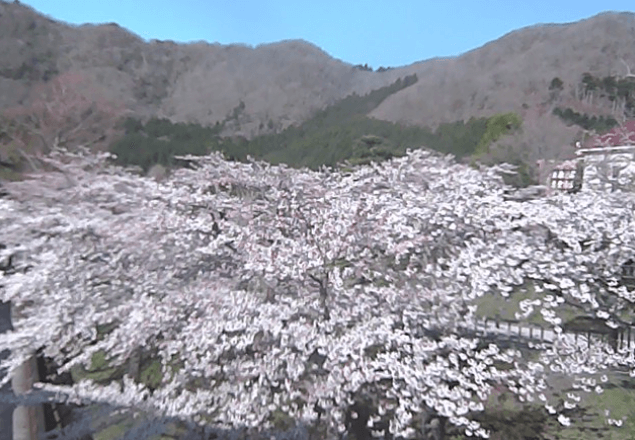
551, 159, 579, 171
583, 120, 635, 149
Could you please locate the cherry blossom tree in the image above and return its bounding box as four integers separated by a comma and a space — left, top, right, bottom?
1, 147, 635, 440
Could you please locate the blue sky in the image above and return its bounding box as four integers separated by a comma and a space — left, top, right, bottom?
19, 0, 635, 69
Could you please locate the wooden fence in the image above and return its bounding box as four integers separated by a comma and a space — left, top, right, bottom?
470, 316, 635, 352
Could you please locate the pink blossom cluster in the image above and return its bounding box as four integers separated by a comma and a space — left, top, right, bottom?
1, 147, 634, 439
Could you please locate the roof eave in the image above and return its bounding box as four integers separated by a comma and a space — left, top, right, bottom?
576, 145, 635, 156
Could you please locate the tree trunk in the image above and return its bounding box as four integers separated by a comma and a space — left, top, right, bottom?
126, 348, 141, 382
11, 303, 46, 440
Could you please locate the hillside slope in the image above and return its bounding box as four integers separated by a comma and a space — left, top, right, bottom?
371, 12, 635, 162
0, 0, 398, 138
1, 1, 634, 165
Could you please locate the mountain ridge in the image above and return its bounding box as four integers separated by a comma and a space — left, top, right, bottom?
1, 1, 635, 169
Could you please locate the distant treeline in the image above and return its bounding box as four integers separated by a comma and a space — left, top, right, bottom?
109, 74, 524, 182
549, 72, 635, 132
352, 63, 394, 72
552, 107, 618, 133
580, 72, 635, 109
109, 118, 223, 171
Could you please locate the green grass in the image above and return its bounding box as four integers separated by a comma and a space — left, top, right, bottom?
464, 370, 635, 440
473, 282, 588, 326
84, 404, 185, 440
0, 166, 24, 181
543, 379, 635, 440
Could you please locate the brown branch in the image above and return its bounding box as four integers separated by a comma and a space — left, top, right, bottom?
1, 71, 126, 157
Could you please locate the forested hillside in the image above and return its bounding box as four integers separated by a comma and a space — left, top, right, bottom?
109, 75, 533, 185
1, 1, 635, 180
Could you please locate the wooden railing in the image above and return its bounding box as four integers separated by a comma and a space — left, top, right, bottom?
467, 316, 635, 352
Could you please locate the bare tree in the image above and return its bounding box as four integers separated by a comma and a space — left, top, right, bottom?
0, 71, 127, 170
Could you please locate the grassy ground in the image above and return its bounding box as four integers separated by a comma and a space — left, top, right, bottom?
0, 165, 23, 181
472, 283, 578, 326
471, 282, 633, 326
446, 367, 635, 440
469, 283, 635, 438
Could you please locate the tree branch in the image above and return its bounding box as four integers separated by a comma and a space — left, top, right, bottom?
620, 58, 635, 78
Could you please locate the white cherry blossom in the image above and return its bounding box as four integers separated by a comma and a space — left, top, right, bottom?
1, 147, 634, 439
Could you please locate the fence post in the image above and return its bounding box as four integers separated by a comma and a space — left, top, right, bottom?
541, 327, 544, 341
